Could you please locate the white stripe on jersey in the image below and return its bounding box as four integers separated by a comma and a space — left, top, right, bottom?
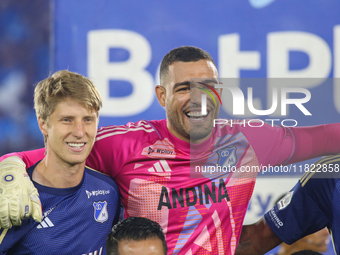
160, 160, 171, 172
97, 125, 154, 135
96, 121, 153, 137
96, 127, 155, 141
0, 229, 8, 244
154, 162, 163, 172
97, 120, 152, 134
45, 217, 54, 227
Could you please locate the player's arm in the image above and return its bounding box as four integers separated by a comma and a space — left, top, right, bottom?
237, 158, 334, 254
261, 165, 331, 252
236, 218, 282, 255
287, 124, 340, 164
244, 123, 340, 168
86, 122, 148, 177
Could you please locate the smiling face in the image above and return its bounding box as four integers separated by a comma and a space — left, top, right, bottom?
156, 60, 220, 143
39, 97, 98, 168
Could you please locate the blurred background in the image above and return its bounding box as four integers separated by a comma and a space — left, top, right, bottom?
0, 0, 49, 156
0, 0, 339, 254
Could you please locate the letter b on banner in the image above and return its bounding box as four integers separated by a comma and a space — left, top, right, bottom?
88, 29, 154, 116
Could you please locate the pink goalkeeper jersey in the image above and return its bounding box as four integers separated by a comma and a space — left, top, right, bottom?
12, 119, 340, 254
87, 119, 295, 255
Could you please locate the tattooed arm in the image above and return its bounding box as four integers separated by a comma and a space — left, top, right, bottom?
236, 218, 282, 255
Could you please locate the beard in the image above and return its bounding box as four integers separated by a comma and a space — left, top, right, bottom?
166, 106, 215, 143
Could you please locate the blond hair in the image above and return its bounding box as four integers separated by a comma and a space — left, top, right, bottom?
34, 70, 102, 122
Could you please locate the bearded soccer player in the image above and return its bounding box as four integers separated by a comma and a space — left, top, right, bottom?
0, 71, 120, 254
1, 46, 340, 254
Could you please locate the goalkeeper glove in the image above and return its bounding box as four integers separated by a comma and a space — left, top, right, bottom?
0, 156, 42, 228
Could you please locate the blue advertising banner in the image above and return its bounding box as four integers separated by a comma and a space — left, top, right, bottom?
52, 0, 340, 128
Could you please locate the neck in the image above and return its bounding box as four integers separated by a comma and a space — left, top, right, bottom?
33, 156, 85, 188
166, 123, 211, 144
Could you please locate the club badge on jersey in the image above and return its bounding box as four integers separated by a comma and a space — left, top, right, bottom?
277, 191, 294, 210
217, 146, 237, 167
93, 201, 108, 223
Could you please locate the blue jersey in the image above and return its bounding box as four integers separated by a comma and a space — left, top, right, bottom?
0, 162, 121, 255
264, 155, 340, 254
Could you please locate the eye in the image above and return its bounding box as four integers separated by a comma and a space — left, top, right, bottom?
84, 117, 95, 123
177, 87, 190, 92
62, 118, 71, 122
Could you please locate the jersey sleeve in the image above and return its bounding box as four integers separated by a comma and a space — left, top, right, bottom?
245, 122, 340, 167
0, 149, 45, 169
287, 124, 340, 164
264, 160, 336, 244
242, 123, 295, 166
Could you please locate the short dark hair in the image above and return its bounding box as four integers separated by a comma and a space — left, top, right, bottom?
291, 250, 323, 255
106, 217, 167, 255
160, 46, 216, 85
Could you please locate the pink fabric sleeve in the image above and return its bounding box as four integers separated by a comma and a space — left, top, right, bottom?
243, 123, 295, 166
0, 148, 46, 168
243, 122, 340, 167
287, 124, 340, 164
0, 144, 109, 173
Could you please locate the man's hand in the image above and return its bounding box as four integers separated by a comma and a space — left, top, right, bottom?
236, 218, 282, 255
0, 156, 42, 228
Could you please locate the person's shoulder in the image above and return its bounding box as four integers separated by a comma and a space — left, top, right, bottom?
215, 118, 285, 136
84, 166, 118, 189
96, 119, 163, 141
126, 119, 166, 133
27, 161, 41, 183
300, 154, 340, 187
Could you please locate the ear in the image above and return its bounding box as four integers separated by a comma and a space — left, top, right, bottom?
155, 85, 166, 107
38, 116, 48, 137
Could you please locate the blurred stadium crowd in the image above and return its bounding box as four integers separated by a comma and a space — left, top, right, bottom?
0, 0, 49, 155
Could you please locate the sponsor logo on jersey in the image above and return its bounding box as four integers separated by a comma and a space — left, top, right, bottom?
269, 208, 284, 228
148, 147, 155, 154
37, 217, 54, 229
277, 191, 294, 210
93, 201, 108, 223
142, 138, 177, 159
217, 146, 237, 168
86, 189, 110, 199
146, 146, 177, 156
148, 160, 172, 173
157, 178, 230, 210
43, 206, 55, 217
37, 207, 56, 229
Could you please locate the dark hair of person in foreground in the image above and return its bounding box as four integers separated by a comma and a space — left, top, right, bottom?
291, 250, 323, 255
106, 217, 167, 255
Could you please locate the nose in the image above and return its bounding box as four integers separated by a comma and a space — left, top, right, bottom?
191, 86, 206, 105
72, 120, 85, 138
